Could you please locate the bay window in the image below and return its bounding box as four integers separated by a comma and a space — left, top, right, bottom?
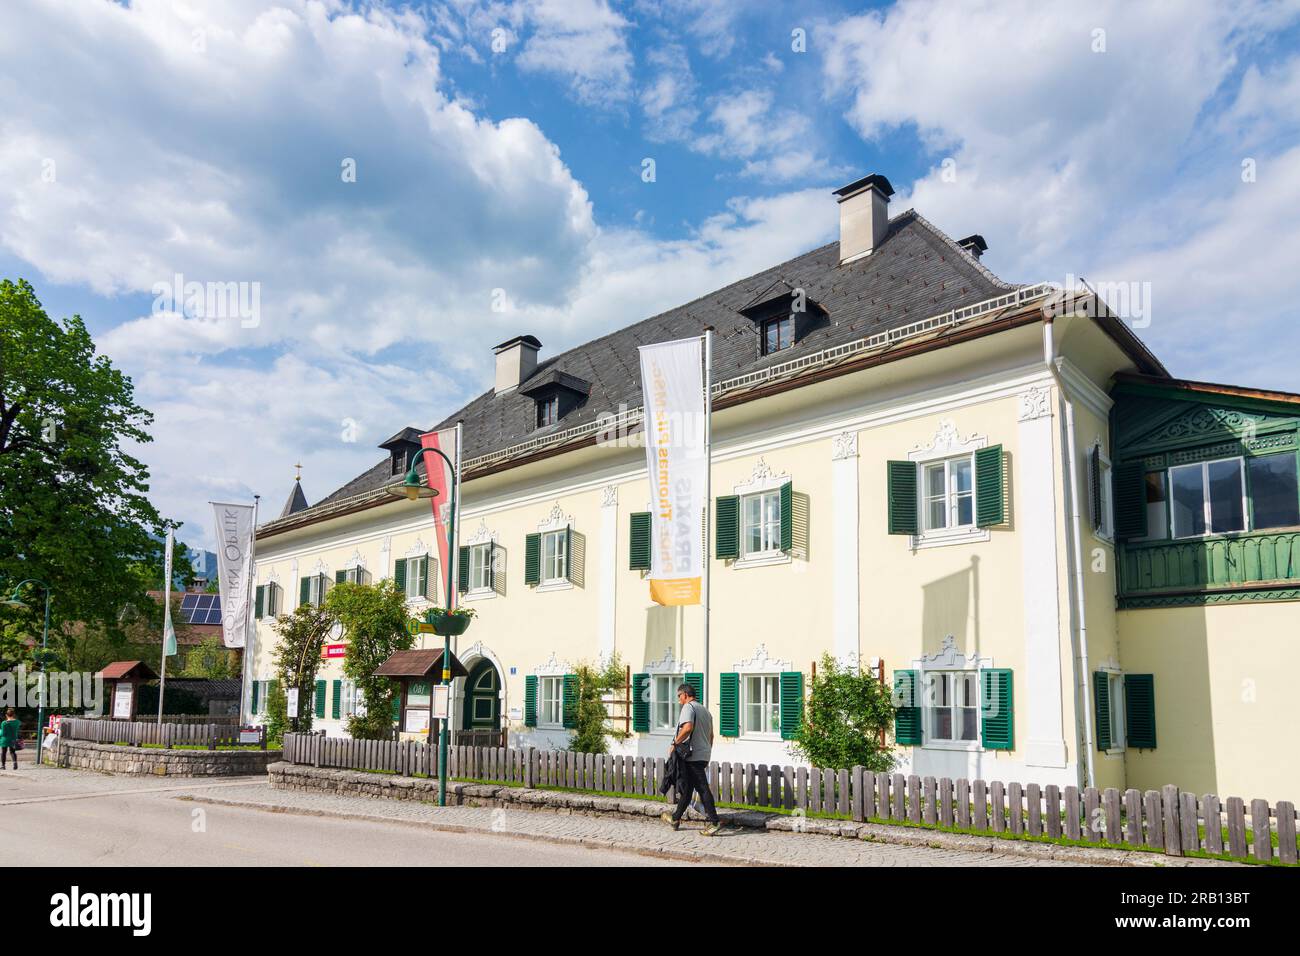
1248, 453, 1300, 529
1170, 458, 1245, 538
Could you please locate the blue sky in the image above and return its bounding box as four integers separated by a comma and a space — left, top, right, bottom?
3, 0, 1300, 551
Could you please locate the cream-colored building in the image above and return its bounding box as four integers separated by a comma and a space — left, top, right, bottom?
249, 173, 1300, 802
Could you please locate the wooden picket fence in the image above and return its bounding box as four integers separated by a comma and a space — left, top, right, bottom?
280, 734, 1297, 864
62, 718, 266, 750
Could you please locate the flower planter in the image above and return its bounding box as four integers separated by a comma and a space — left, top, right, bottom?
426, 610, 472, 637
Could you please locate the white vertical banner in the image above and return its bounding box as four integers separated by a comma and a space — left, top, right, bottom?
162, 528, 177, 658
638, 336, 707, 606
211, 501, 256, 648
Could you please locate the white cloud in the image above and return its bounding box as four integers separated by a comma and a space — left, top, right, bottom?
513, 0, 635, 105
821, 0, 1300, 389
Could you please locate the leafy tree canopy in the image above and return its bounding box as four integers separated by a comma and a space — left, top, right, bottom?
271, 602, 335, 733
0, 279, 165, 658
325, 579, 414, 740
790, 653, 898, 773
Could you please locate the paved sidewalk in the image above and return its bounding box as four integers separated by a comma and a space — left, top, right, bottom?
180, 780, 1083, 866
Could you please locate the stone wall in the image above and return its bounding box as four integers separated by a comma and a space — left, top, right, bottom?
58, 739, 281, 777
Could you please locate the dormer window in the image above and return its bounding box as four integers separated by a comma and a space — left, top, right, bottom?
537, 394, 560, 428
378, 427, 424, 479
740, 278, 825, 358
519, 368, 591, 432
762, 315, 795, 355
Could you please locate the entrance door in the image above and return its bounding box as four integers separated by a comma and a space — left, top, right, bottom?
463, 660, 500, 731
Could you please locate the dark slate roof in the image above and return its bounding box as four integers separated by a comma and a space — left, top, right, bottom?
280, 480, 309, 518
310, 210, 1012, 512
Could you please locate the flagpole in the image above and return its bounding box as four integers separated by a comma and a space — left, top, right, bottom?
158, 529, 171, 725
240, 495, 260, 726
702, 329, 713, 705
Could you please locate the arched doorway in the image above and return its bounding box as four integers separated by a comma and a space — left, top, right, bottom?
462, 659, 501, 734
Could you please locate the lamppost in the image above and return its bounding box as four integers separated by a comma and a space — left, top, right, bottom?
1, 578, 53, 764
385, 447, 457, 808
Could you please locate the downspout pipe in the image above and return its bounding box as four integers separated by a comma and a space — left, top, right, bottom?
1043, 313, 1097, 788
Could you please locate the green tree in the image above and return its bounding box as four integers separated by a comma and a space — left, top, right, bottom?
568, 655, 628, 755
264, 680, 289, 748
271, 603, 334, 733
325, 579, 414, 740
0, 279, 162, 656
180, 636, 235, 679
790, 653, 898, 773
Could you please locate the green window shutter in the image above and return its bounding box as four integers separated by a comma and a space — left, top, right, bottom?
975, 445, 1005, 527
632, 673, 650, 733
331, 680, 342, 720
684, 672, 704, 706
779, 481, 793, 553
887, 461, 918, 535
488, 542, 498, 592
715, 495, 740, 559
980, 669, 1014, 750
893, 670, 922, 745
299, 576, 310, 606
251, 680, 259, 715
779, 671, 803, 741
1088, 446, 1103, 532
255, 585, 265, 619
458, 546, 470, 594
393, 557, 407, 593
314, 679, 326, 718
1094, 673, 1112, 751
1113, 463, 1148, 540
1125, 674, 1157, 749
718, 673, 739, 737
629, 512, 651, 570
524, 533, 541, 586
524, 675, 538, 727
335, 570, 346, 585
564, 526, 574, 583
562, 673, 579, 729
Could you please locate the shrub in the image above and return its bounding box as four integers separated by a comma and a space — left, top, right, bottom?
790, 653, 897, 772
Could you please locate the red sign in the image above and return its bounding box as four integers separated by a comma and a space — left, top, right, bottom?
321, 643, 347, 659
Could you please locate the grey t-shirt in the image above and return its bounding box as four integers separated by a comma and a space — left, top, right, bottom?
677, 701, 713, 763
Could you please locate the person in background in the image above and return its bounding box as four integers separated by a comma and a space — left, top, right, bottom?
0, 708, 20, 769
660, 683, 725, 836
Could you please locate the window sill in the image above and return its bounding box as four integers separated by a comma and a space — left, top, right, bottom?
464, 589, 496, 602
922, 740, 983, 752
536, 723, 564, 731
739, 732, 783, 742
536, 580, 573, 594
1103, 747, 1126, 757
733, 551, 791, 570
910, 526, 989, 551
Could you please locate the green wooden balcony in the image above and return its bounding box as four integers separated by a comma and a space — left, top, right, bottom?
1117, 529, 1300, 607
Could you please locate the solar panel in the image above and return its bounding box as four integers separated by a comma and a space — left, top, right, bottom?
181, 594, 199, 611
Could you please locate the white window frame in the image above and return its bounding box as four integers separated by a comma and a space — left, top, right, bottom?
468, 542, 493, 594
907, 421, 990, 550
913, 636, 993, 753
920, 455, 976, 533
731, 460, 792, 569
740, 673, 782, 740
1134, 469, 1169, 542
404, 554, 430, 602
740, 489, 782, 560
257, 680, 273, 716
541, 529, 568, 586
341, 566, 367, 585
539, 675, 563, 729
923, 670, 981, 748
650, 673, 684, 735
340, 680, 358, 719
1169, 456, 1248, 539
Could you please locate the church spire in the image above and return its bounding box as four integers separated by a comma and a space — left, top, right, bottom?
280, 463, 309, 518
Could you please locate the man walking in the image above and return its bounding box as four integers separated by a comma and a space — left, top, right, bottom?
661, 682, 724, 835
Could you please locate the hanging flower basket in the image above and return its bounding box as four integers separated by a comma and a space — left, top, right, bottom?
425, 607, 474, 637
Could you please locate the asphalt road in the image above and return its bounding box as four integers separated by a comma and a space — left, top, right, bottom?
0, 760, 686, 867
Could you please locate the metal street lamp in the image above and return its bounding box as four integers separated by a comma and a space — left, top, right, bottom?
2, 578, 52, 764
385, 447, 457, 807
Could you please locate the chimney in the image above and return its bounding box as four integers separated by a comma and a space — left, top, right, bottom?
833, 173, 895, 265
493, 335, 541, 394
957, 234, 988, 260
